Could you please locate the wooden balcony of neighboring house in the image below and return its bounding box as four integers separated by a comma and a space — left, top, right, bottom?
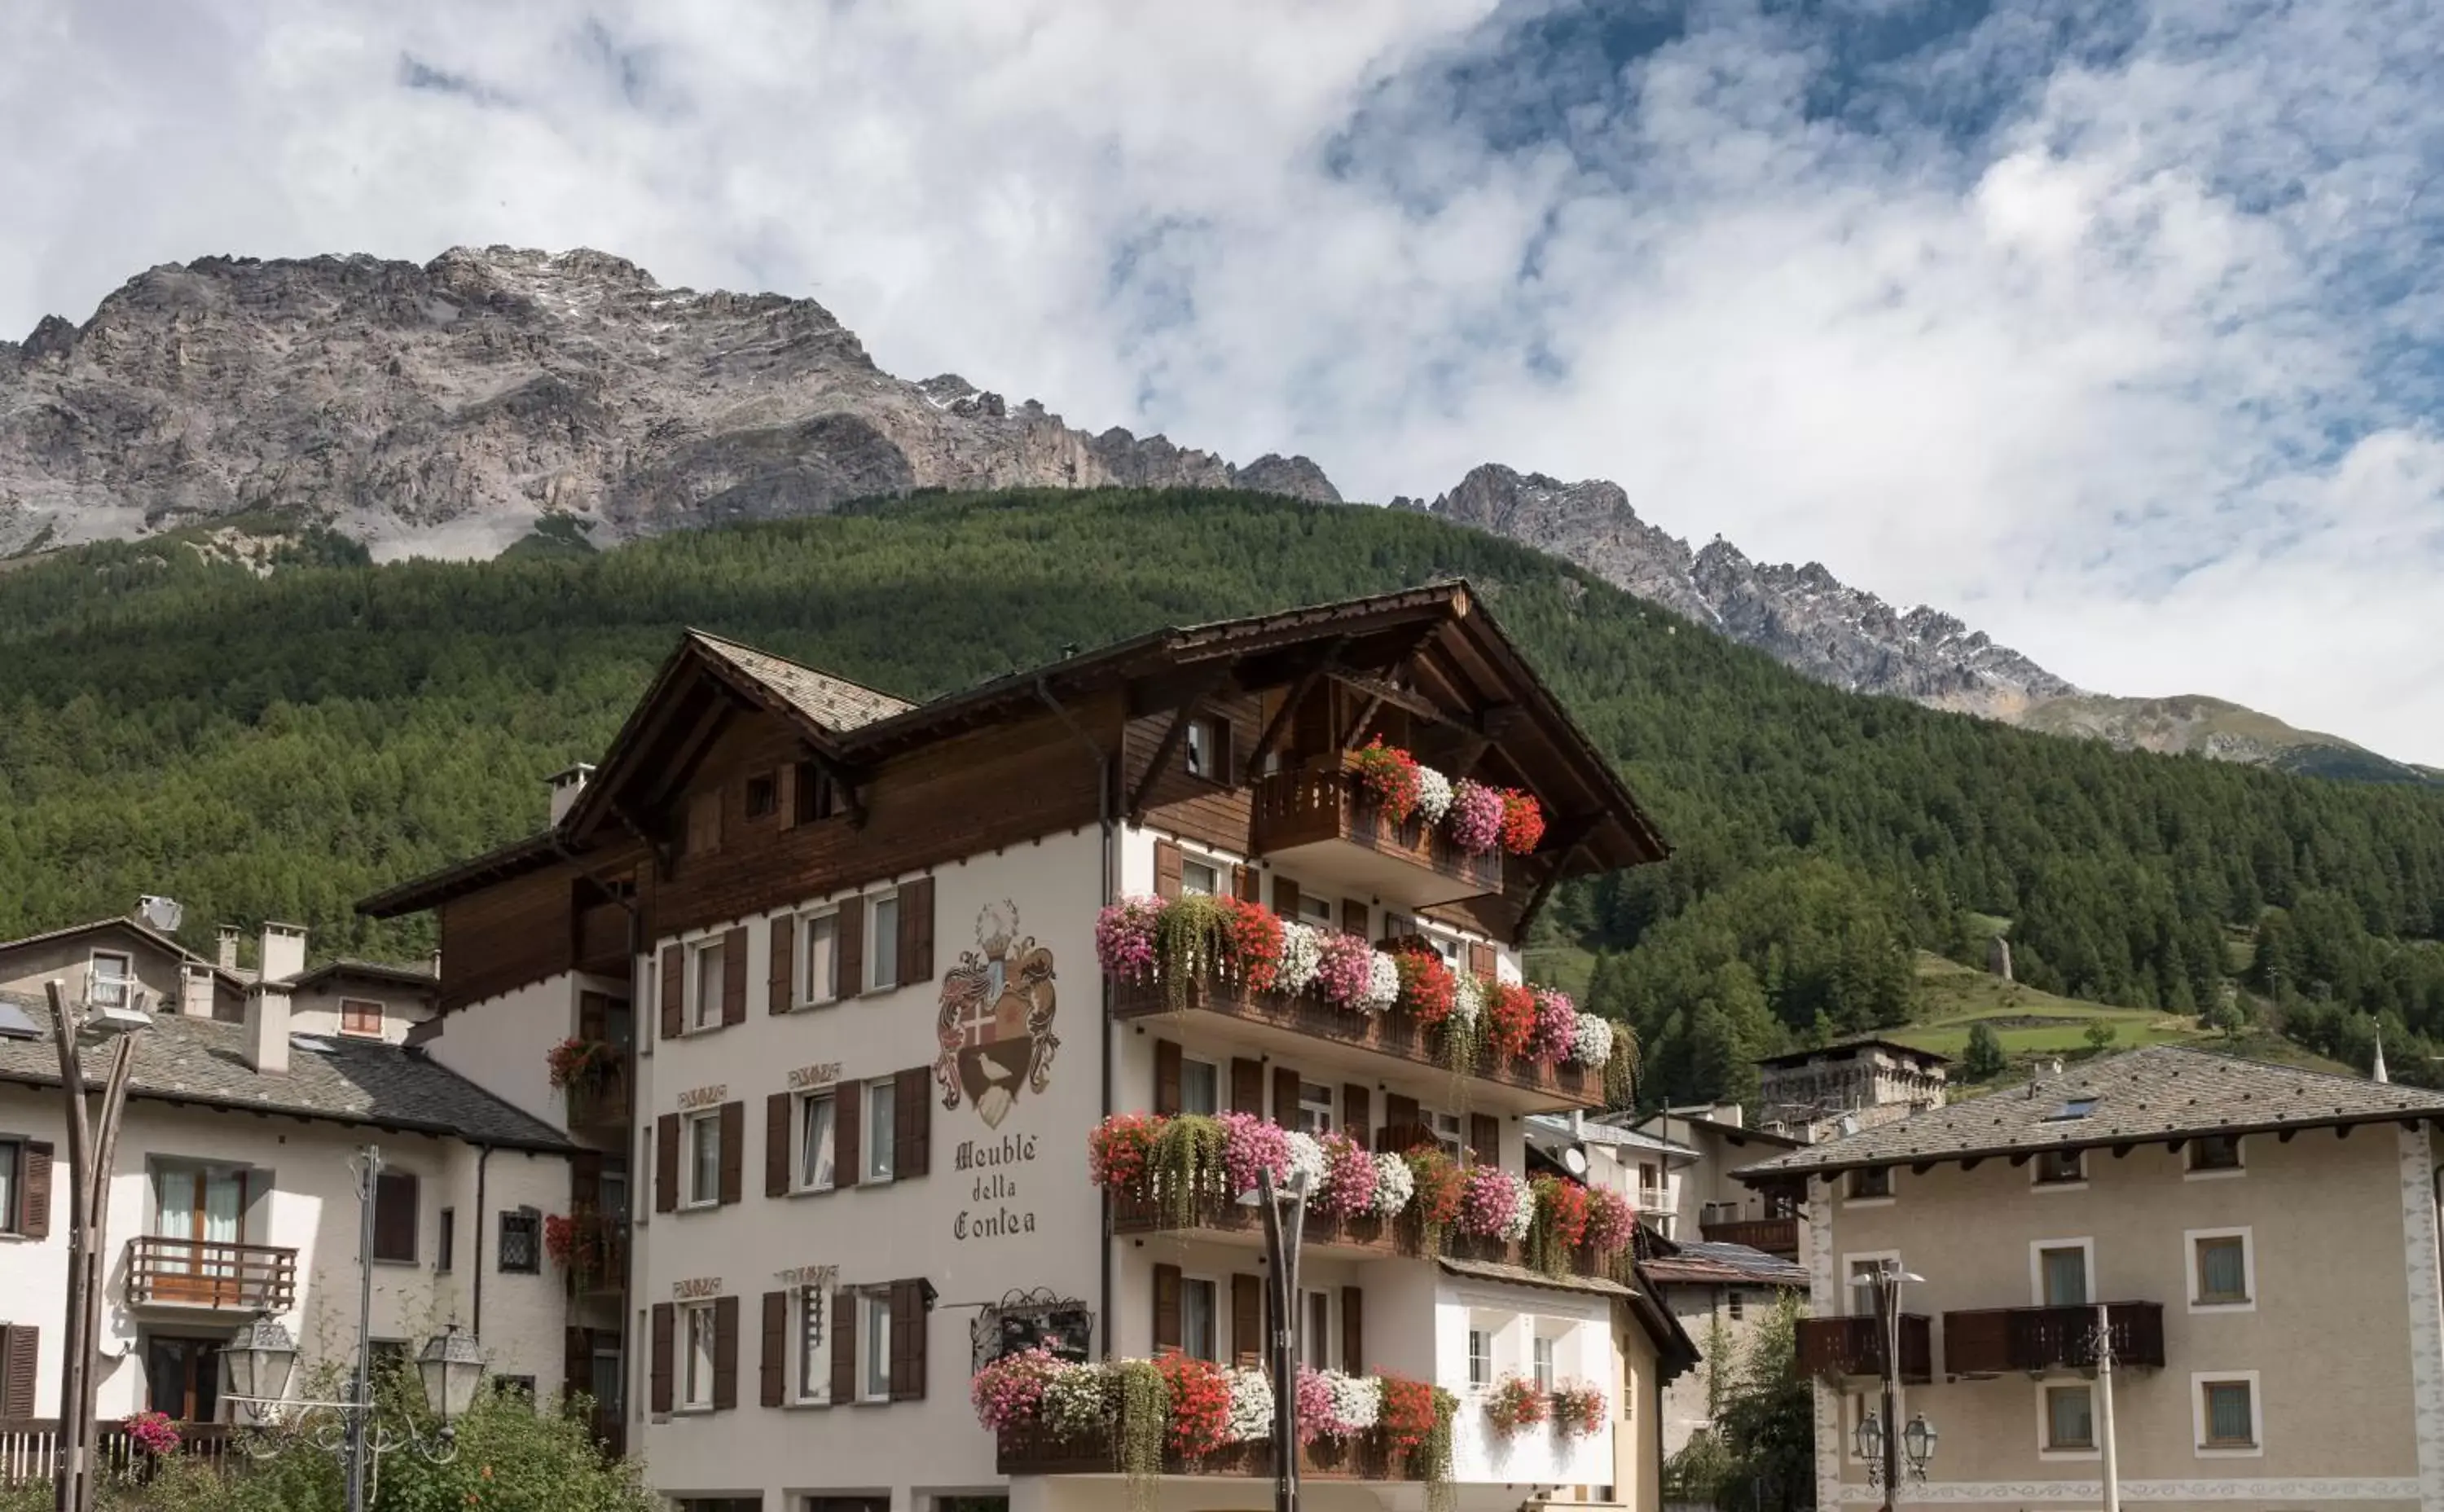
0, 1420, 235, 1487
1698, 1215, 1800, 1257
563, 1055, 632, 1137
1942, 1302, 2165, 1379
1249, 755, 1509, 908
1110, 970, 1602, 1110
586, 1409, 626, 1461
553, 1209, 629, 1301
1107, 1182, 1628, 1286
999, 1421, 1400, 1481
1796, 1313, 1934, 1385
125, 1237, 299, 1312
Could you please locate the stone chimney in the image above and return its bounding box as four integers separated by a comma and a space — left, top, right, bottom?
244, 985, 292, 1076
217, 926, 242, 972
181, 965, 216, 1018
547, 763, 596, 826
259, 922, 307, 984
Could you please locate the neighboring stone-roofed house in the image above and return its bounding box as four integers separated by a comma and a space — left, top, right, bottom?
1638, 1236, 1810, 1460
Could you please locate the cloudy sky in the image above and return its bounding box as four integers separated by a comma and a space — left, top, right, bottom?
7, 0, 2442, 763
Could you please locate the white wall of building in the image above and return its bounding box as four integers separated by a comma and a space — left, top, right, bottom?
422, 974, 590, 1136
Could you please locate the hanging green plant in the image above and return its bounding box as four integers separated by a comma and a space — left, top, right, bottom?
1151, 1114, 1225, 1229
1422, 1387, 1459, 1512
1114, 1359, 1171, 1512
1439, 1008, 1483, 1110
1157, 894, 1232, 1010
1602, 1028, 1641, 1109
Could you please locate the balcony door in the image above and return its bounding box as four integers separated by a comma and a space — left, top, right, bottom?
152, 1163, 253, 1303
145, 1334, 222, 1422
2038, 1245, 2090, 1308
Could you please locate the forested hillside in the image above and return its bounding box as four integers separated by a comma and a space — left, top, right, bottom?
2, 490, 2439, 1099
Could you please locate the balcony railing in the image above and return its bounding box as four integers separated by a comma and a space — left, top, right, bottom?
565, 1063, 631, 1135
1250, 760, 1507, 908
125, 1237, 297, 1311
1796, 1314, 1933, 1384
0, 1421, 234, 1487
552, 1210, 629, 1299
1000, 1422, 1397, 1480
1699, 1216, 1799, 1256
1109, 1182, 1628, 1284
1111, 972, 1600, 1108
1943, 1302, 2165, 1378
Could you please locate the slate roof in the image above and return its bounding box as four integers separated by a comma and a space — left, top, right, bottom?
1, 917, 246, 990
1754, 1036, 1951, 1069
1528, 1112, 1696, 1159
0, 995, 569, 1151
686, 630, 914, 732
1640, 1239, 1809, 1289
288, 958, 440, 991
1734, 1044, 2444, 1180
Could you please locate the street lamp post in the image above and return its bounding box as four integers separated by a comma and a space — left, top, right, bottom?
1256, 1166, 1312, 1512
44, 978, 151, 1512
1851, 1263, 1935, 1510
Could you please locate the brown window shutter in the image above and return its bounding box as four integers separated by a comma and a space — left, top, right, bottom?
659, 946, 684, 1041
1382, 1094, 1422, 1152
829, 1291, 858, 1402
1154, 1040, 1184, 1117
1469, 1114, 1500, 1168
721, 928, 749, 1026
1341, 1286, 1365, 1374
1342, 1086, 1371, 1151
654, 1114, 681, 1213
712, 1295, 740, 1411
719, 1101, 745, 1205
1229, 1058, 1265, 1117
895, 1067, 932, 1179
1214, 719, 1236, 787
1271, 875, 1301, 921
792, 761, 820, 825
1, 1325, 34, 1418
1234, 866, 1262, 904
648, 1304, 675, 1415
769, 915, 796, 1014
889, 1279, 928, 1401
21, 1141, 51, 1240
1154, 839, 1185, 901
1272, 1066, 1301, 1132
1468, 942, 1497, 978
1341, 899, 1369, 938
563, 1325, 592, 1409
1152, 1264, 1182, 1355
766, 1093, 793, 1198
1232, 1274, 1263, 1369
759, 1291, 788, 1408
901, 877, 936, 984
834, 1082, 862, 1189
836, 896, 865, 1001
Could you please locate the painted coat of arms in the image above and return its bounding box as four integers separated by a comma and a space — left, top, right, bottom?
932, 902, 1058, 1128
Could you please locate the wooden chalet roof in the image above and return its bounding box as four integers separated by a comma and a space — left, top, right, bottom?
1734, 1044, 2444, 1184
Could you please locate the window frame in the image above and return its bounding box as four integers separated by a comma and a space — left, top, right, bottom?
688, 938, 725, 1032
2192, 1373, 2262, 1457
1295, 894, 1334, 926
2186, 1228, 2255, 1312
1726, 1290, 1746, 1322
1845, 1166, 1893, 1204
684, 1110, 723, 1210
1843, 1252, 1903, 1318
1299, 1289, 1332, 1371
1465, 1325, 1492, 1390
745, 773, 779, 820
864, 1077, 897, 1185
1179, 1057, 1220, 1117
1182, 716, 1229, 782
1296, 1082, 1334, 1136
2187, 1133, 2245, 1178
859, 1291, 894, 1404
1530, 1333, 1557, 1392
793, 1286, 829, 1405
2039, 1382, 2099, 1459
435, 1207, 455, 1274
867, 891, 901, 993
338, 998, 385, 1038
2030, 1238, 2095, 1308
88, 950, 135, 1009
0, 1136, 21, 1235
2032, 1147, 2086, 1189
1180, 858, 1223, 897
1179, 1274, 1220, 1364
797, 909, 842, 1009
680, 1300, 719, 1412
795, 1091, 838, 1194
371, 1171, 420, 1265
497, 1207, 542, 1275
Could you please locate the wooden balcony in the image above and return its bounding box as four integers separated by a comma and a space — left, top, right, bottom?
1943, 1302, 2165, 1378
0, 1420, 233, 1487
1000, 1422, 1397, 1480
1796, 1314, 1932, 1385
1110, 1183, 1625, 1283
1250, 759, 1507, 908
1111, 972, 1600, 1109
565, 1059, 632, 1136
125, 1237, 297, 1312
1699, 1216, 1799, 1256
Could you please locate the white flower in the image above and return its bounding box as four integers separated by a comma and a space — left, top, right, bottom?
1285, 1132, 1330, 1193
1327, 1371, 1382, 1432
1369, 1152, 1414, 1215
1275, 923, 1324, 996
1226, 1368, 1274, 1442
1413, 766, 1454, 826
1041, 1365, 1116, 1435
1571, 1013, 1615, 1066
1452, 970, 1485, 1026
1359, 951, 1401, 1015
1498, 1173, 1536, 1242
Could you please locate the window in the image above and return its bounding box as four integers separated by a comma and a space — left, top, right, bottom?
2189, 1134, 2244, 1174
338, 998, 384, 1037
1466, 1328, 1492, 1389
1846, 1256, 1901, 1316
2037, 1245, 2090, 1307
1427, 1110, 1464, 1163
1848, 1167, 1892, 1201
2046, 1097, 2099, 1122
794, 762, 837, 824
2191, 1232, 2253, 1308
1180, 859, 1221, 897
1297, 894, 1333, 926
685, 790, 721, 857
1301, 1291, 1331, 1370
1531, 1334, 1556, 1391
1183, 717, 1229, 781
687, 1112, 722, 1207
0, 1140, 18, 1233
491, 1375, 537, 1403
1297, 1083, 1334, 1135
869, 893, 900, 991
1727, 1290, 1746, 1321
2045, 1385, 2095, 1452
689, 939, 724, 1031
745, 774, 778, 820
861, 1293, 894, 1401
498, 1208, 541, 1273
798, 1093, 838, 1192
1180, 1059, 1220, 1116
795, 1287, 829, 1404
683, 1302, 719, 1410
371, 1171, 419, 1264
1180, 1277, 1218, 1363
88, 952, 134, 1010
2198, 1378, 2258, 1451
801, 912, 840, 1006
600, 1163, 629, 1220
865, 1079, 897, 1184
2034, 1148, 2085, 1185
435, 1207, 455, 1273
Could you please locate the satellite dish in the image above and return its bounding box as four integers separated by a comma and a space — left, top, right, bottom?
1562, 1148, 1589, 1177
138, 895, 184, 933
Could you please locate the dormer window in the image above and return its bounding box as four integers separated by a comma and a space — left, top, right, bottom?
87, 952, 134, 1011
1183, 717, 1231, 783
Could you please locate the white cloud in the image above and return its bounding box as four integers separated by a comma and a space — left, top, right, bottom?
2, 0, 2440, 763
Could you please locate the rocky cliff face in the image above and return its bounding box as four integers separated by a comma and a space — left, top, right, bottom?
1406, 464, 2081, 719
0, 246, 1339, 556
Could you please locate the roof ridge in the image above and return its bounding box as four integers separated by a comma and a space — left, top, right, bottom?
684, 627, 915, 710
